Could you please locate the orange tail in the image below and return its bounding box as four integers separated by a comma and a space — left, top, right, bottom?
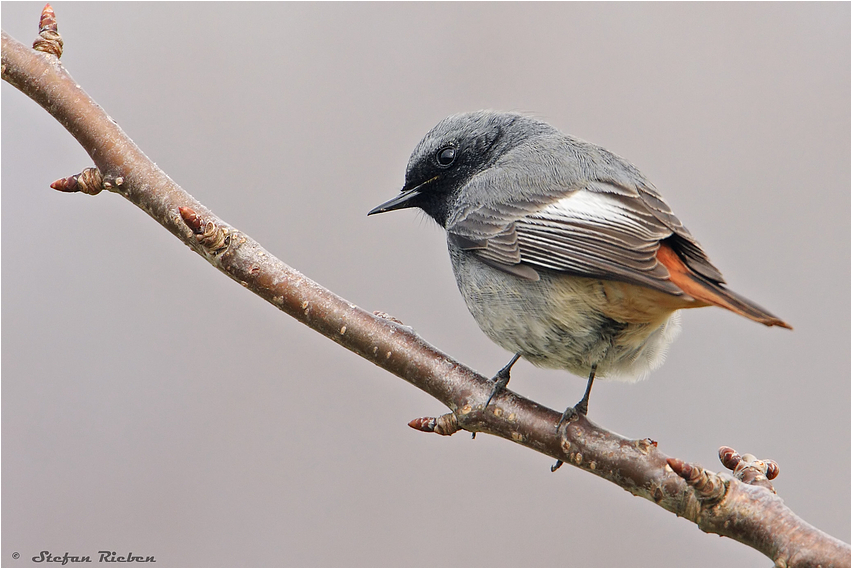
656, 244, 792, 330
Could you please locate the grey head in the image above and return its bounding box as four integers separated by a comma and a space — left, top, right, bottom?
368, 111, 559, 227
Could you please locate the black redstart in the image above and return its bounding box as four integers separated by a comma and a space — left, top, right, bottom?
369, 111, 791, 426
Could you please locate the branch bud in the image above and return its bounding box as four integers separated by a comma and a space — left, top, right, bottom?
667, 457, 727, 504
50, 167, 104, 195
33, 4, 63, 58
178, 207, 229, 254
718, 446, 779, 493
408, 413, 460, 436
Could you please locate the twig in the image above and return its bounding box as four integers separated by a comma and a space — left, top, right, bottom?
2, 7, 848, 567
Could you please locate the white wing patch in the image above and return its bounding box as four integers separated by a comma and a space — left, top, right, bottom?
526, 191, 665, 240
506, 189, 679, 292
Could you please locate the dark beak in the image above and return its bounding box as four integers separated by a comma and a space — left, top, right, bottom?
367, 176, 437, 216
367, 187, 422, 216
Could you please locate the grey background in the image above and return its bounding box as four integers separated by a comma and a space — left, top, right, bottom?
2, 2, 849, 567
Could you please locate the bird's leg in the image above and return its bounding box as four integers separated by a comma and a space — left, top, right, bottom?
557, 364, 597, 428
484, 353, 521, 410
574, 365, 597, 417
551, 365, 597, 472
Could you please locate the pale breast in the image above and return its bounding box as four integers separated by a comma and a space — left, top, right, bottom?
449, 244, 683, 382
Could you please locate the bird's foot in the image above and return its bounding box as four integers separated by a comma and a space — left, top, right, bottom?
556, 399, 587, 430
473, 354, 522, 440
551, 388, 591, 472
483, 353, 521, 411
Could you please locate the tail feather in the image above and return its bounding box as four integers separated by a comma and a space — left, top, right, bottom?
656, 244, 792, 330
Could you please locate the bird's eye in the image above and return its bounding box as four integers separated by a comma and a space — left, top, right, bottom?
436, 146, 457, 167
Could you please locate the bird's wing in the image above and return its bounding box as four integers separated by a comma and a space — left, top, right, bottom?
447, 171, 724, 296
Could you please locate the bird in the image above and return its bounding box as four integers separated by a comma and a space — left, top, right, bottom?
368, 110, 791, 429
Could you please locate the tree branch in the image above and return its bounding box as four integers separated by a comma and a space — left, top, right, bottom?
3, 8, 848, 567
